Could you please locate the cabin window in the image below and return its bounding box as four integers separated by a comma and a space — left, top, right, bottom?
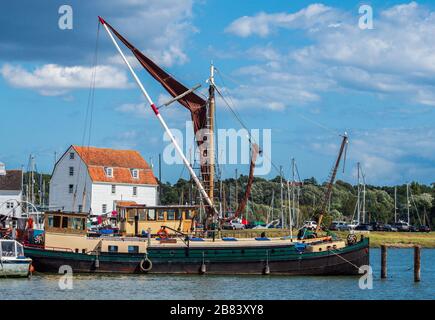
131, 169, 139, 179
16, 243, 24, 257
53, 215, 61, 228
175, 209, 182, 220
127, 209, 135, 221
102, 204, 107, 214
138, 209, 146, 221
69, 166, 74, 176
186, 210, 194, 219
69, 184, 74, 194
128, 246, 139, 254
71, 218, 84, 230
108, 245, 118, 253
133, 186, 137, 196
147, 209, 156, 221
157, 210, 165, 221
167, 210, 175, 220
1, 241, 15, 257
62, 216, 69, 228
105, 167, 113, 177
111, 185, 116, 194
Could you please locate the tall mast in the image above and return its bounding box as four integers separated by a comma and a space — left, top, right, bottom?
394, 186, 397, 223
280, 166, 284, 229
99, 16, 217, 215
357, 162, 361, 224
207, 63, 216, 206
291, 158, 296, 230
406, 183, 410, 225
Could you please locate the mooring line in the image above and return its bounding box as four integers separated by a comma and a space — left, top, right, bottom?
329, 249, 361, 271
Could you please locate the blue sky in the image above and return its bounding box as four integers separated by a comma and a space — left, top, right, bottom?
1, 0, 435, 186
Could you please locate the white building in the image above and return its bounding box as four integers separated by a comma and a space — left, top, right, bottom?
49, 146, 158, 215
0, 162, 23, 219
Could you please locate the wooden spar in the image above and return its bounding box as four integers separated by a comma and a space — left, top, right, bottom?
315, 133, 348, 233
99, 16, 217, 215
207, 63, 215, 209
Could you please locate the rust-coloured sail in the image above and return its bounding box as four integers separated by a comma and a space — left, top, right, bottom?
104, 21, 209, 182
235, 144, 259, 217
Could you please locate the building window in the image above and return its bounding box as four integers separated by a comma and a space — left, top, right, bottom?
111, 185, 116, 194
6, 202, 14, 209
69, 166, 74, 176
131, 169, 139, 179
102, 204, 107, 213
69, 184, 74, 194
133, 186, 137, 196
78, 205, 83, 212
69, 152, 75, 160
105, 167, 113, 178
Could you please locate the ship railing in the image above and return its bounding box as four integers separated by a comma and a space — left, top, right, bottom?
25, 243, 74, 252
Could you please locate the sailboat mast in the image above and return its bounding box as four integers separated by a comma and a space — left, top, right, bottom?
406, 183, 410, 225
394, 186, 397, 223
357, 162, 361, 224
207, 63, 216, 204
99, 17, 217, 214
280, 166, 284, 229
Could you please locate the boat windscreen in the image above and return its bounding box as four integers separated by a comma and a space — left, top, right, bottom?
1, 241, 16, 257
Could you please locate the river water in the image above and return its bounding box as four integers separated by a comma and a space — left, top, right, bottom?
0, 248, 433, 300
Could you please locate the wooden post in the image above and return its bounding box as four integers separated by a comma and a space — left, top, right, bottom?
381, 245, 387, 279
414, 245, 421, 282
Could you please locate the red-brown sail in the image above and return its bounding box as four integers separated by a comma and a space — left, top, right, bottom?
103, 21, 210, 183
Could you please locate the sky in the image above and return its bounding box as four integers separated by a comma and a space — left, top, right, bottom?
1, 0, 435, 186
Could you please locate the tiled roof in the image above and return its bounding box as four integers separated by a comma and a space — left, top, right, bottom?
72, 146, 158, 185
0, 170, 22, 191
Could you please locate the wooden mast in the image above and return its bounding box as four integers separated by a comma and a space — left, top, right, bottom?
207, 63, 216, 214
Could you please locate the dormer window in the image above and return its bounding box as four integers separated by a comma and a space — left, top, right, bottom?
131, 169, 139, 179
105, 167, 113, 178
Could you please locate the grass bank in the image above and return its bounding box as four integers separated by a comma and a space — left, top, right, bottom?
220, 229, 435, 248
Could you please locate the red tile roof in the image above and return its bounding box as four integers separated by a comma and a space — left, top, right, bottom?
72, 146, 158, 185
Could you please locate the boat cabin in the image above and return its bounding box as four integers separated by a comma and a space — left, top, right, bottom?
1, 239, 25, 258
116, 204, 197, 236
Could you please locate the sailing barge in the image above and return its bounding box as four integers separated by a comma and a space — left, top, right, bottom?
24, 211, 369, 275
24, 17, 369, 276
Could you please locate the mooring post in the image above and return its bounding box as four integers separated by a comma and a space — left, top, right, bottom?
414, 245, 421, 282
381, 245, 387, 279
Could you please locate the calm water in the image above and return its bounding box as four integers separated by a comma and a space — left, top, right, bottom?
0, 248, 433, 300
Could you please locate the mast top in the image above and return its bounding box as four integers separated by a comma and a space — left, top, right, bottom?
98, 16, 106, 25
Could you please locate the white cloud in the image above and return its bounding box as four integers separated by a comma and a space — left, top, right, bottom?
225, 4, 338, 37
224, 2, 435, 109
107, 0, 197, 67
0, 64, 130, 96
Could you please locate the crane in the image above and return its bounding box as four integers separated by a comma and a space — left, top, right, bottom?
315, 133, 349, 233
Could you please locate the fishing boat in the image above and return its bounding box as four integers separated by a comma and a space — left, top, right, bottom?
1, 239, 32, 277
24, 16, 369, 276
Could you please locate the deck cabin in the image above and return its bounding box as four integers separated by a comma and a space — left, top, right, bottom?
116, 204, 197, 236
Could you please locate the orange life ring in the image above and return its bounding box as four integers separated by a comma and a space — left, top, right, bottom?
157, 228, 169, 239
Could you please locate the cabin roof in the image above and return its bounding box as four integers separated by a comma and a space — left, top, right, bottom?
72, 146, 158, 185
0, 170, 22, 191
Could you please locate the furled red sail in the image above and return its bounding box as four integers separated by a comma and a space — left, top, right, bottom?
103, 21, 210, 183
235, 143, 259, 217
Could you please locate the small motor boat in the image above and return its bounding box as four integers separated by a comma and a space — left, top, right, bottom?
1, 239, 32, 277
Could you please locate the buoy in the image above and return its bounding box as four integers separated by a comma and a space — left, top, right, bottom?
200, 263, 206, 274
140, 257, 153, 272
263, 265, 270, 275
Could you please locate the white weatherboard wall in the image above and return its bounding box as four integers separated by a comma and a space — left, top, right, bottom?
91, 183, 157, 215
0, 191, 22, 217
49, 146, 158, 215
49, 147, 92, 213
